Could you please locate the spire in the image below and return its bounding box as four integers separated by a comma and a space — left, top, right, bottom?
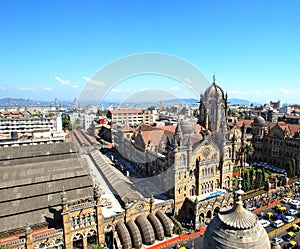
175, 120, 183, 146
61, 186, 68, 205
25, 222, 32, 235
218, 174, 257, 229
205, 113, 209, 130
94, 183, 102, 199
235, 175, 244, 206
213, 74, 216, 85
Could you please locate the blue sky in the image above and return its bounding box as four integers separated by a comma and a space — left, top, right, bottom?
0, 0, 300, 104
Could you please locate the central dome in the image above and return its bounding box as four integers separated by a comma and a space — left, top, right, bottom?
253, 116, 266, 127
203, 182, 270, 249
203, 75, 225, 100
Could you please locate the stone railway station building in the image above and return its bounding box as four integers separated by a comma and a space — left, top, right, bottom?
0, 79, 254, 249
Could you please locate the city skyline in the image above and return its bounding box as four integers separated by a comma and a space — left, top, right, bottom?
1, 1, 300, 104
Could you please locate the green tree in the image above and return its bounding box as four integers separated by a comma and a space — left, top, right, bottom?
258, 170, 264, 188
296, 157, 300, 176
171, 216, 185, 235
242, 172, 247, 191
254, 169, 260, 189
91, 244, 105, 249
249, 168, 254, 189
62, 113, 72, 130
292, 158, 296, 177
0, 245, 10, 249
242, 144, 254, 166
287, 160, 293, 178
262, 167, 266, 182
244, 171, 251, 192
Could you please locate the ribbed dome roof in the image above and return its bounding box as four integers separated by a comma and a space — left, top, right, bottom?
218, 202, 257, 229
177, 120, 194, 134
204, 75, 224, 100
203, 178, 271, 249
253, 116, 266, 127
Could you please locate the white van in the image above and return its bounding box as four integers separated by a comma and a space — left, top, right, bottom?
272, 220, 284, 228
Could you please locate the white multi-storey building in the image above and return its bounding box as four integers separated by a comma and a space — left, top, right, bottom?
0, 113, 66, 147
107, 109, 151, 126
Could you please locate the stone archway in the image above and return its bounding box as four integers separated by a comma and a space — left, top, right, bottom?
86, 229, 97, 248
224, 176, 230, 188
206, 210, 212, 219
72, 233, 84, 249
199, 213, 205, 224
213, 206, 220, 216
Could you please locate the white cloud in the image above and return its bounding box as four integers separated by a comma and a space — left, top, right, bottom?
54, 76, 78, 88
18, 87, 35, 91
0, 86, 6, 91
279, 88, 300, 94
44, 87, 53, 91
54, 76, 70, 85
82, 76, 105, 87
170, 86, 181, 91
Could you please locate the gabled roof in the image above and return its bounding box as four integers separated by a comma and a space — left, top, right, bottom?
118, 124, 134, 132
139, 129, 165, 146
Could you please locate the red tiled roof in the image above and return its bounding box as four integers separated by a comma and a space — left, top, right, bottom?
119, 124, 134, 131
235, 120, 254, 128
285, 115, 300, 119
155, 125, 176, 133
140, 129, 165, 146
267, 121, 300, 137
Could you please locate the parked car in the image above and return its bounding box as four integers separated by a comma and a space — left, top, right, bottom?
283, 240, 298, 249
270, 237, 283, 244
284, 216, 296, 223
290, 200, 300, 206
287, 224, 300, 233
259, 219, 270, 228
282, 231, 297, 242
279, 206, 288, 213
288, 209, 298, 216
272, 219, 285, 228
283, 198, 293, 204
266, 211, 275, 219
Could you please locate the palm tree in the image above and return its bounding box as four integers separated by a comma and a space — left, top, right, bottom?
242, 144, 254, 168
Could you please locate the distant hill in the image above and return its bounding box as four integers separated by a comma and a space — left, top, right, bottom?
0, 97, 259, 109
0, 98, 72, 107
228, 98, 259, 106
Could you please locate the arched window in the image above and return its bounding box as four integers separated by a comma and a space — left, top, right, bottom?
225, 176, 230, 188
86, 230, 97, 246
216, 179, 220, 189
72, 233, 83, 249
189, 185, 195, 196
70, 217, 75, 227
91, 212, 96, 221
81, 215, 85, 225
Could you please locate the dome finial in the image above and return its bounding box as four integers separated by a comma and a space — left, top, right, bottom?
235, 174, 244, 204
213, 74, 216, 85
